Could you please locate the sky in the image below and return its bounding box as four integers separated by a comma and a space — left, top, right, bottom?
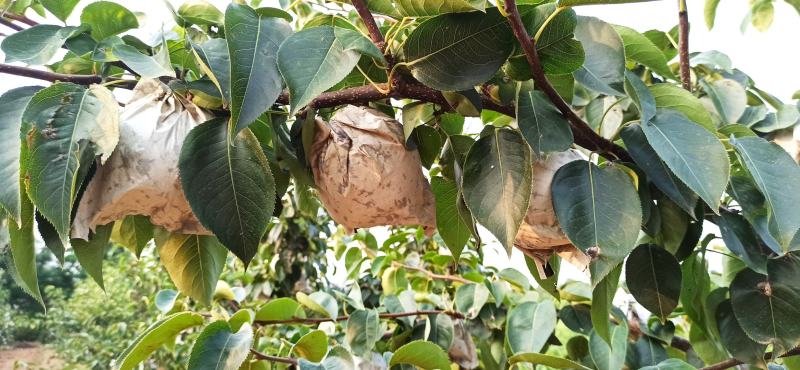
1, 0, 796, 287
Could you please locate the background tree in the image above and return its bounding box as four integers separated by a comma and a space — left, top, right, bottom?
1, 0, 800, 369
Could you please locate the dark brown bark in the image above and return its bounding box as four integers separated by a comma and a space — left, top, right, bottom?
678, 0, 692, 91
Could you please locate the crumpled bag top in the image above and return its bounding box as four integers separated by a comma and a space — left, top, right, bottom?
72, 79, 211, 240
515, 149, 590, 278
311, 105, 436, 233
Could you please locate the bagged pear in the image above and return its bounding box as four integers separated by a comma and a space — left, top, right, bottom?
773, 125, 800, 164
310, 105, 436, 233
72, 79, 211, 240
514, 149, 590, 278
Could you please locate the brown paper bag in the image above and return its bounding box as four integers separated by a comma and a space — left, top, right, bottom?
773, 125, 800, 164
310, 105, 436, 233
514, 149, 590, 278
72, 79, 211, 240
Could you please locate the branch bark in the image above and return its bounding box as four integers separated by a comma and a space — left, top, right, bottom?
249, 349, 299, 365
678, 0, 691, 91
699, 347, 800, 370
502, 0, 632, 163
350, 0, 385, 50
255, 309, 464, 326
0, 17, 24, 31
0, 63, 137, 89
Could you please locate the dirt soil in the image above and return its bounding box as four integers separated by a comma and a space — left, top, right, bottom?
0, 342, 62, 370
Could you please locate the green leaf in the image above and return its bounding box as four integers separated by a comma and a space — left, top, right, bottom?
591, 262, 621, 345
716, 299, 767, 367
705, 0, 721, 29
702, 79, 747, 124
680, 253, 711, 330
192, 38, 231, 103
516, 89, 573, 158
620, 124, 697, 215
80, 1, 139, 41
22, 83, 119, 242
731, 136, 800, 251
624, 71, 656, 125
426, 314, 454, 350
278, 26, 383, 115
292, 330, 328, 362
560, 304, 592, 335
112, 44, 176, 79
558, 0, 659, 6
528, 254, 560, 300
346, 309, 380, 356
255, 298, 303, 321
716, 212, 769, 273
155, 289, 179, 314
115, 215, 154, 258
613, 25, 674, 79
298, 346, 355, 370
551, 160, 642, 285
431, 177, 471, 261
0, 86, 41, 223
588, 324, 628, 370
384, 291, 417, 327
640, 358, 697, 370
115, 312, 205, 370
178, 0, 224, 26
573, 16, 625, 96
455, 283, 491, 319
640, 109, 730, 211
525, 4, 584, 75
625, 244, 682, 319
462, 128, 532, 252
225, 3, 292, 133
648, 84, 715, 132
40, 0, 80, 22
297, 291, 338, 319
403, 8, 514, 91
365, 0, 485, 17
156, 232, 228, 306
6, 179, 43, 309
178, 118, 275, 266
508, 352, 591, 369
389, 340, 451, 370
1, 25, 82, 65
36, 213, 64, 265
71, 223, 113, 290
188, 321, 253, 370
506, 300, 557, 354
730, 255, 800, 354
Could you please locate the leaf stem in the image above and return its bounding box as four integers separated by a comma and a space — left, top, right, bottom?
533, 6, 565, 43
248, 349, 298, 365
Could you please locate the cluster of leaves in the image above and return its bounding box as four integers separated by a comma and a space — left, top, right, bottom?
704, 0, 800, 32
1, 0, 800, 369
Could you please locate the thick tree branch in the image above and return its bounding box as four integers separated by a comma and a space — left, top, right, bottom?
678, 0, 691, 91
255, 309, 464, 326
0, 63, 137, 89
350, 0, 385, 50
699, 347, 800, 370
249, 349, 299, 365
502, 0, 632, 163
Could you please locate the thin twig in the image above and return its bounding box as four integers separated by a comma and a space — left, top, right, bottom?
249, 349, 298, 365
678, 0, 691, 91
501, 0, 632, 163
0, 63, 137, 89
255, 309, 464, 326
699, 347, 800, 370
393, 261, 472, 284
4, 13, 37, 27
0, 17, 23, 31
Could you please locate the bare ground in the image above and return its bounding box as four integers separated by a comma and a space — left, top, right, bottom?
0, 342, 63, 370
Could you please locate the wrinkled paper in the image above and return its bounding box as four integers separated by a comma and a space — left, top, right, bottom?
72, 79, 211, 240
514, 149, 590, 278
311, 105, 436, 233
